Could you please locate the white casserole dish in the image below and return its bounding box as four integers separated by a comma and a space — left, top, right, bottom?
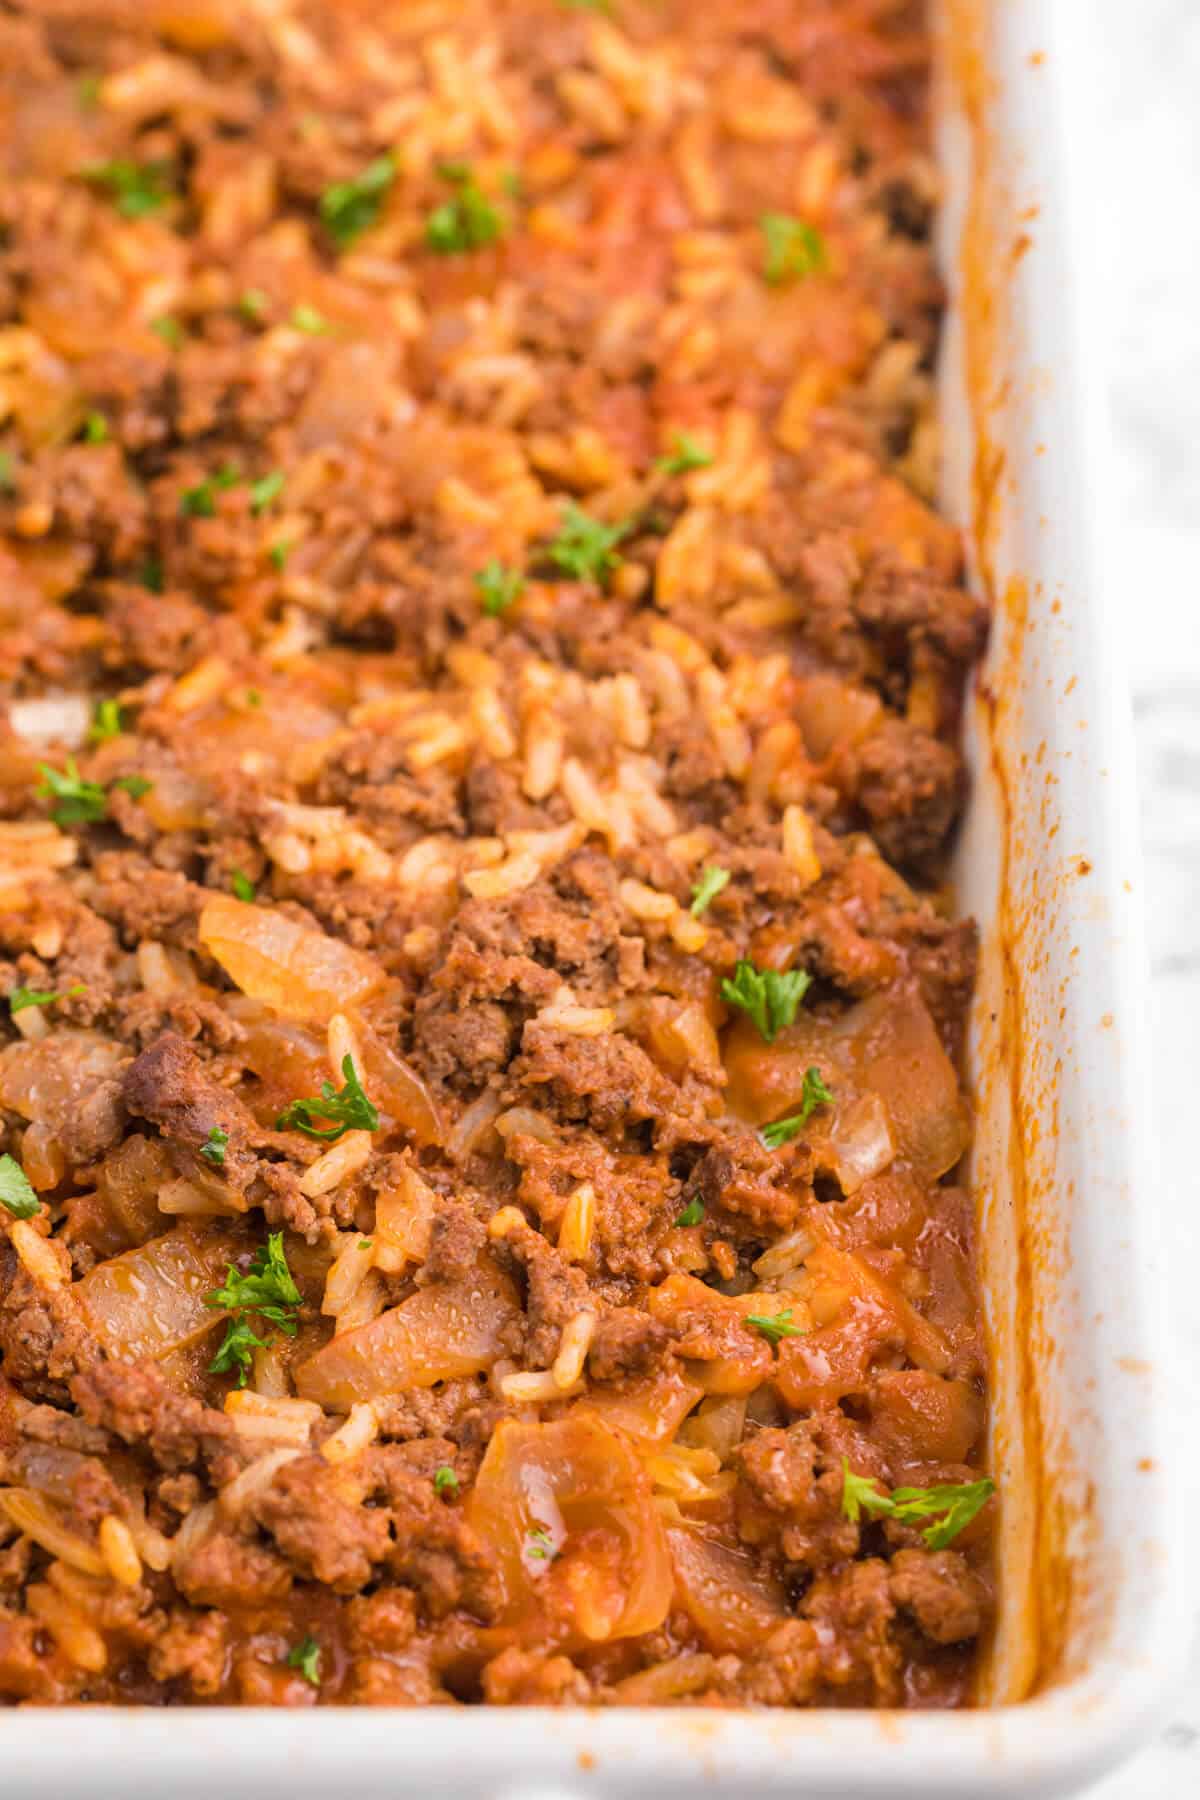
4, 1, 1190, 1792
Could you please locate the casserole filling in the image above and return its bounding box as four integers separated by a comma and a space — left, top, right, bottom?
0, 0, 993, 1707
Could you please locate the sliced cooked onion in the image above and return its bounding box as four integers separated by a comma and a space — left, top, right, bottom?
76, 1228, 240, 1362
666, 1524, 789, 1653
0, 1488, 107, 1577
467, 1413, 673, 1647
198, 894, 385, 1024
294, 1256, 519, 1408
823, 1093, 895, 1193
446, 1089, 503, 1162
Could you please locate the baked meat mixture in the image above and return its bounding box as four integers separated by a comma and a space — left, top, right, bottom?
0, 0, 993, 1707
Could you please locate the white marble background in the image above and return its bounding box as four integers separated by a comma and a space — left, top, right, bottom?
1057, 3, 1200, 1792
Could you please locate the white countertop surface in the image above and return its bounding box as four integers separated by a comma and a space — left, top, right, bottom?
1057, 3, 1200, 1791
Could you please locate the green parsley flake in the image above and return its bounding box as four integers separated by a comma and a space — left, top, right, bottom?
286, 1636, 322, 1687
0, 1154, 40, 1221
0, 452, 14, 493
139, 556, 165, 593
674, 1198, 705, 1228
840, 1458, 995, 1550
425, 163, 505, 255
525, 1522, 557, 1563
275, 1055, 379, 1142
231, 870, 256, 903
249, 470, 285, 515
720, 958, 811, 1043
269, 539, 293, 571
321, 153, 396, 250
149, 315, 185, 350
207, 1233, 302, 1386
746, 1308, 803, 1350
88, 698, 125, 744
180, 464, 240, 519
545, 501, 631, 587
76, 74, 101, 109
433, 1465, 460, 1498
36, 758, 107, 826
760, 1067, 836, 1149
760, 212, 827, 285
111, 774, 152, 801
559, 0, 613, 10
689, 865, 730, 917
238, 289, 269, 322
200, 1126, 229, 1168
83, 410, 109, 444
9, 985, 84, 1016
290, 303, 331, 335
82, 158, 176, 219
654, 432, 714, 477
475, 559, 525, 617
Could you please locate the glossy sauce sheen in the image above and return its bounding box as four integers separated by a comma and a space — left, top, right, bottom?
0, 0, 992, 1708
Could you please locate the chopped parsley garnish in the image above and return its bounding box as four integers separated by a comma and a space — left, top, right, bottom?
720, 958, 811, 1042
111, 774, 152, 801
200, 1126, 229, 1168
760, 1067, 836, 1149
525, 1521, 557, 1563
0, 452, 14, 493
0, 1154, 40, 1221
269, 539, 293, 571
207, 1232, 302, 1386
149, 315, 184, 350
654, 432, 714, 476
36, 758, 107, 825
286, 1635, 321, 1687
139, 555, 165, 592
433, 1465, 460, 1498
840, 1458, 995, 1549
425, 163, 504, 255
238, 288, 269, 322
249, 470, 285, 515
545, 501, 631, 587
82, 158, 176, 219
290, 303, 331, 335
320, 153, 396, 249
245, 689, 262, 708
674, 1198, 705, 1228
88, 698, 125, 744
760, 212, 827, 285
475, 559, 525, 617
357, 1239, 373, 1251
77, 73, 101, 109
230, 870, 256, 903
83, 410, 109, 444
559, 0, 613, 10
689, 865, 730, 917
746, 1307, 803, 1349
180, 463, 240, 518
9, 984, 84, 1015
275, 1055, 379, 1141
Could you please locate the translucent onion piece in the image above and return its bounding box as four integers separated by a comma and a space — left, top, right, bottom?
467, 1413, 673, 1647
726, 982, 969, 1184
666, 1525, 789, 1653
198, 894, 385, 1025
579, 1369, 705, 1449
824, 1092, 895, 1194
76, 1227, 241, 1362
0, 1489, 107, 1578
294, 1256, 519, 1409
